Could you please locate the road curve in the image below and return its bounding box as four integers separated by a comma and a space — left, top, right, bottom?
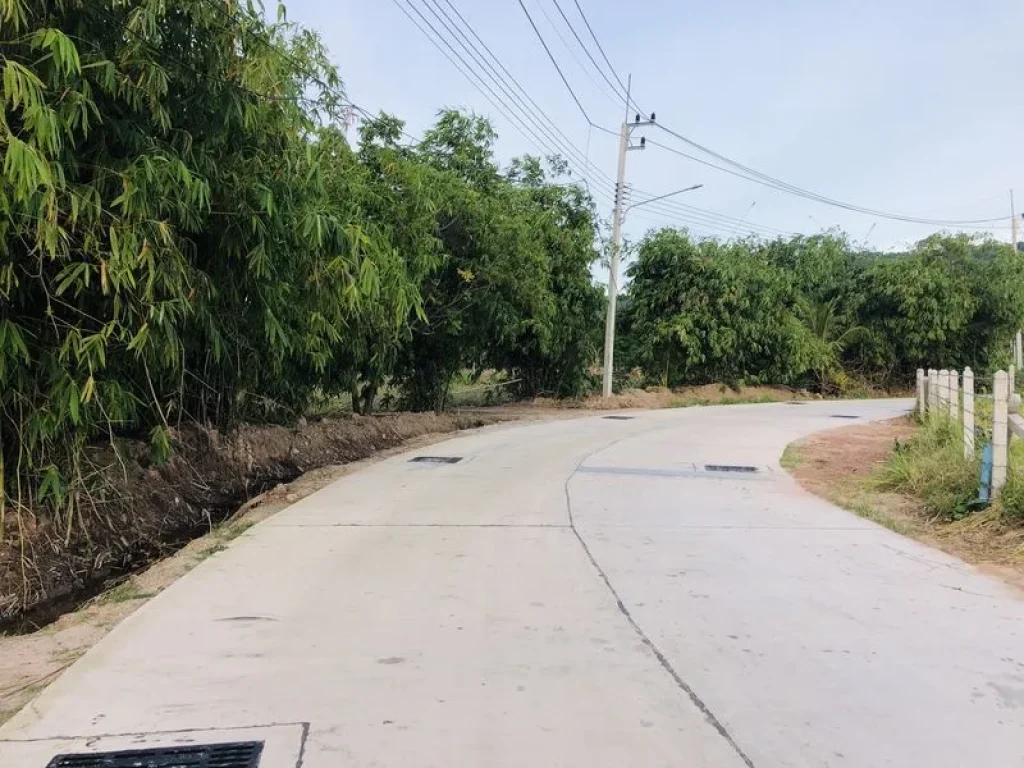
3, 399, 1024, 767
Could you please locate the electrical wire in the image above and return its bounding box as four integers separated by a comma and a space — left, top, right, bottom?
397, 0, 626, 205
643, 135, 1010, 230
403, 2, 801, 236
628, 204, 795, 239
439, 0, 605, 166
625, 208, 783, 240
209, 0, 1003, 235
569, 0, 646, 117
514, 0, 594, 125
535, 0, 623, 107
647, 124, 1009, 227
394, 0, 609, 205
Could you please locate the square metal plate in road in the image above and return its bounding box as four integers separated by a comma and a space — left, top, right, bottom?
830, 414, 860, 419
45, 741, 264, 768
602, 415, 635, 420
704, 464, 759, 473
409, 455, 463, 464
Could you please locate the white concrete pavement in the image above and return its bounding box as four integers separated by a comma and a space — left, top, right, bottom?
3, 399, 1024, 767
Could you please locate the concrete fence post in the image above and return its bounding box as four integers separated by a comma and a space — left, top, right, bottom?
946, 368, 954, 417
1011, 364, 1017, 397
963, 367, 975, 459
939, 369, 950, 410
916, 369, 926, 417
993, 370, 1009, 495
928, 369, 939, 414
1016, 330, 1023, 369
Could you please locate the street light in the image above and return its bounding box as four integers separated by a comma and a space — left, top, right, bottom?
623, 184, 703, 217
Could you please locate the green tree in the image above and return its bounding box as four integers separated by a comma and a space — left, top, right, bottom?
623, 230, 816, 387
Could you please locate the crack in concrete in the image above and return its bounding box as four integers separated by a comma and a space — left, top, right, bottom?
564, 433, 759, 768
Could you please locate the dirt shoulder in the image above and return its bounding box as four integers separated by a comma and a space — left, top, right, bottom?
784, 418, 1024, 590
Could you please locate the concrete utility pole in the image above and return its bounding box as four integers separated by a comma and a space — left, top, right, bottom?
602, 77, 655, 397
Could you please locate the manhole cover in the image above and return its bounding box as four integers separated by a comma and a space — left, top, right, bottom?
602, 415, 635, 420
409, 455, 462, 464
830, 414, 859, 419
704, 464, 758, 473
46, 741, 263, 767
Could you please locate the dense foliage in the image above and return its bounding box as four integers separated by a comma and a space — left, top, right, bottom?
0, 0, 600, 526
620, 230, 1024, 391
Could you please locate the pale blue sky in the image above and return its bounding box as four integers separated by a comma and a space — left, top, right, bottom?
278, 0, 1022, 249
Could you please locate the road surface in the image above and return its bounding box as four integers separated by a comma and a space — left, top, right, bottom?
3, 399, 1024, 767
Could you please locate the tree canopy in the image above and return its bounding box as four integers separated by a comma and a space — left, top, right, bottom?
0, 0, 600, 525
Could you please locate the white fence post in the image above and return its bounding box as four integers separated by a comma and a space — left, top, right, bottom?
993, 370, 1009, 495
1016, 330, 1023, 369
1011, 364, 1017, 396
916, 369, 926, 417
963, 367, 975, 459
940, 369, 950, 410
928, 369, 939, 414
947, 369, 959, 421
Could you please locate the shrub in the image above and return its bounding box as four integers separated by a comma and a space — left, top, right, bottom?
880, 416, 978, 519
999, 441, 1024, 521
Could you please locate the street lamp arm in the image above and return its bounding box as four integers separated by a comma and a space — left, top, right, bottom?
625, 184, 703, 214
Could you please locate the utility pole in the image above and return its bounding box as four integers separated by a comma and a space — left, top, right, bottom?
602, 77, 655, 398
1012, 189, 1019, 250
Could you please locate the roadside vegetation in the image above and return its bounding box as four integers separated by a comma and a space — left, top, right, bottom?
785, 407, 1024, 583
4, 0, 1024, 623
619, 230, 1024, 393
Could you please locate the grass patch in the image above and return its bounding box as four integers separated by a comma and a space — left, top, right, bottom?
194, 543, 228, 562
995, 440, 1024, 521
218, 520, 254, 542
878, 416, 979, 520
96, 580, 158, 605
780, 444, 805, 470
671, 392, 786, 408
844, 497, 913, 535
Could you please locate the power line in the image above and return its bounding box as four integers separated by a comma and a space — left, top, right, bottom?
514, 0, 594, 125
439, 0, 607, 172
569, 0, 646, 117
648, 124, 1009, 227
396, 0, 619, 203
421, 0, 599, 162
392, 0, 555, 154
626, 208, 783, 239
624, 190, 793, 236
392, 1, 815, 240
641, 202, 794, 237
634, 133, 1009, 231
544, 0, 625, 105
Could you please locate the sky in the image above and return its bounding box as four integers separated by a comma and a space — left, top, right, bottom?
274, 0, 1023, 252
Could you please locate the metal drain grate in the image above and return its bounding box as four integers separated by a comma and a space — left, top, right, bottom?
704, 464, 758, 473
46, 741, 263, 768
602, 415, 635, 420
409, 455, 462, 464
830, 414, 860, 419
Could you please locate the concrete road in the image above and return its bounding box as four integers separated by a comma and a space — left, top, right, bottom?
3, 400, 1024, 767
